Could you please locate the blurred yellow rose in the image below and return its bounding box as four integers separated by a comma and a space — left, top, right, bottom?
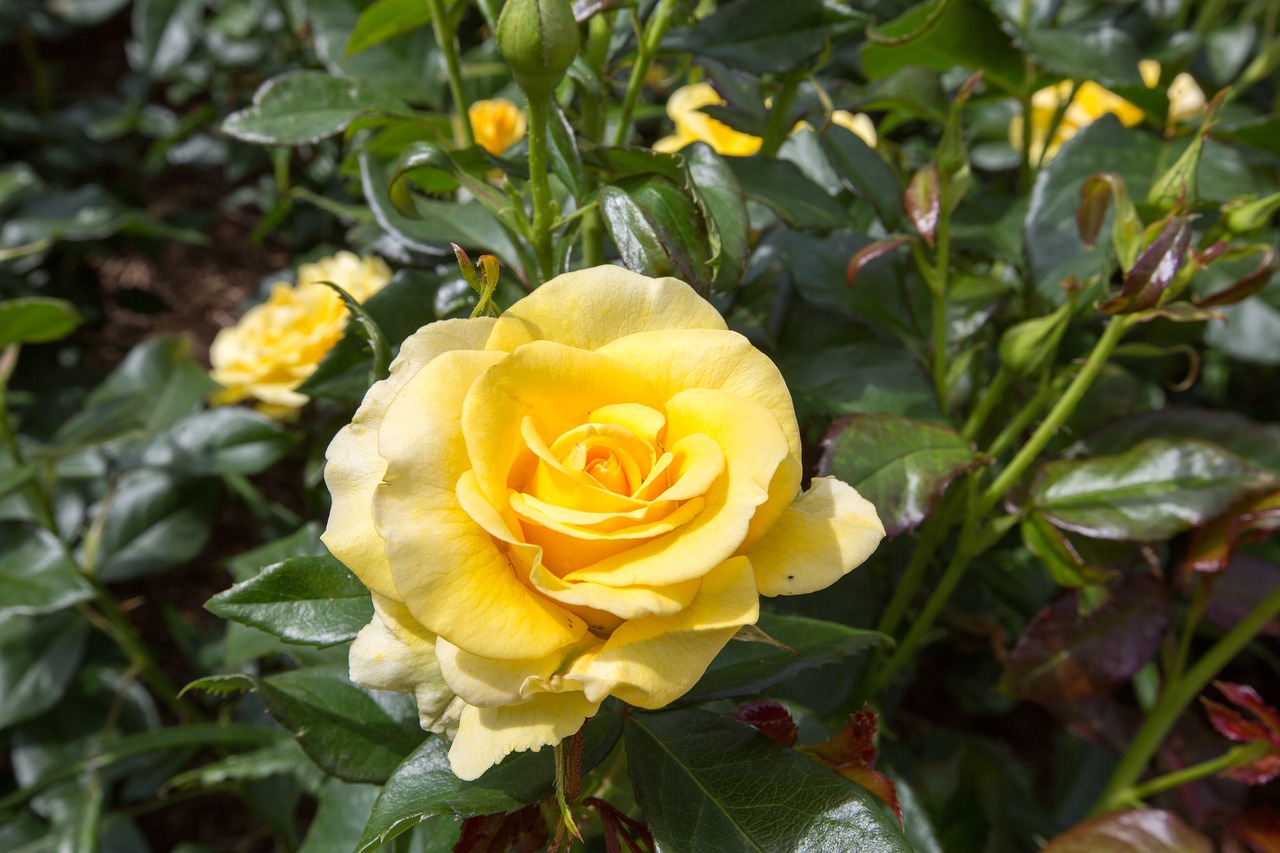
210, 252, 392, 417
653, 82, 762, 156
1139, 59, 1207, 124
830, 110, 878, 147
469, 98, 527, 156
322, 266, 885, 780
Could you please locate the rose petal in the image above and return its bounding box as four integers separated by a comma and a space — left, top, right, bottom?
435, 635, 589, 708
448, 692, 601, 781
323, 317, 497, 599
484, 266, 727, 353
749, 477, 885, 597
376, 348, 588, 660
527, 560, 702, 620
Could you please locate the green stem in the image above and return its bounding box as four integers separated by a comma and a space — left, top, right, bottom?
580, 14, 610, 267
1170, 574, 1212, 688
526, 94, 557, 281
962, 366, 1014, 442
611, 0, 680, 147
985, 373, 1055, 460
427, 0, 475, 147
976, 316, 1132, 517
1093, 581, 1280, 814
929, 218, 952, 410
1120, 740, 1271, 806
758, 75, 801, 158
0, 378, 56, 532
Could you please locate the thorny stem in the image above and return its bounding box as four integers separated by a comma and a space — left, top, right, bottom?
427, 0, 476, 147
1094, 582, 1280, 814
612, 0, 680, 147
526, 94, 558, 281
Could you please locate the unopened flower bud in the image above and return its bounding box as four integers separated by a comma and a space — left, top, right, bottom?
497, 0, 580, 99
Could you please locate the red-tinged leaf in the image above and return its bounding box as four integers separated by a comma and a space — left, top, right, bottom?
1206, 557, 1280, 638
905, 164, 940, 247
1203, 699, 1273, 744
1193, 241, 1229, 266
1214, 682, 1280, 737
1077, 172, 1143, 269
1225, 754, 1280, 786
586, 798, 654, 853
726, 701, 799, 747
454, 804, 548, 853
833, 767, 901, 824
846, 236, 912, 290
1001, 574, 1175, 704
1195, 246, 1278, 308
804, 706, 880, 771
1228, 808, 1280, 853
1040, 809, 1212, 853
1183, 490, 1280, 574
1098, 217, 1194, 315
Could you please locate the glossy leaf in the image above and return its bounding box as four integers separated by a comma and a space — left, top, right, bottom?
297, 779, 385, 853
684, 143, 750, 292
625, 707, 911, 852
847, 237, 912, 290
206, 554, 374, 647
222, 71, 384, 146
1182, 490, 1280, 574
905, 164, 940, 247
821, 125, 902, 229
0, 522, 92, 618
1195, 245, 1277, 308
783, 342, 941, 423
346, 0, 434, 57
686, 613, 887, 702
0, 297, 82, 348
1081, 408, 1280, 478
0, 611, 88, 729
1097, 217, 1194, 315
1020, 22, 1142, 87
1031, 439, 1275, 541
1040, 809, 1212, 853
1001, 574, 1175, 704
726, 701, 799, 746
95, 471, 219, 581
819, 413, 978, 536
356, 707, 622, 851
598, 176, 714, 295
724, 157, 850, 229
666, 0, 826, 75
128, 407, 295, 476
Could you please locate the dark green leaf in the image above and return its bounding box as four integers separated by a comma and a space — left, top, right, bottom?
683, 143, 750, 292
724, 157, 850, 229
686, 613, 887, 702
129, 407, 295, 476
0, 611, 88, 729
206, 555, 374, 647
225, 523, 326, 582
0, 522, 93, 618
783, 343, 941, 422
861, 0, 1024, 94
625, 707, 912, 853
821, 126, 903, 229
1001, 574, 1174, 704
1098, 217, 1193, 315
255, 666, 425, 784
1032, 439, 1276, 541
819, 413, 978, 536
1082, 409, 1280, 479
1040, 809, 1212, 852
306, 0, 444, 107
666, 0, 826, 75
1021, 24, 1143, 87
222, 71, 384, 146
0, 297, 82, 348
357, 707, 623, 850
96, 471, 219, 581
299, 778, 388, 853
346, 0, 434, 56
599, 175, 715, 295
129, 0, 202, 76
547, 102, 585, 201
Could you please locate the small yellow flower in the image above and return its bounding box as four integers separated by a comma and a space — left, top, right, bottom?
1013, 80, 1144, 164
653, 82, 762, 156
1140, 60, 1206, 124
209, 252, 392, 417
830, 110, 878, 147
469, 98, 527, 156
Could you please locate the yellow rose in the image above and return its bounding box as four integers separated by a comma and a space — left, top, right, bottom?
830, 110, 878, 147
322, 266, 885, 780
1013, 80, 1144, 164
469, 98, 528, 156
209, 252, 392, 417
1139, 59, 1206, 124
653, 82, 763, 156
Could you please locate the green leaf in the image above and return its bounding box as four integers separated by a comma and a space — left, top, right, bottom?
819, 413, 978, 537
0, 611, 88, 729
55, 337, 216, 448
861, 0, 1024, 95
128, 407, 295, 476
222, 71, 386, 146
625, 707, 912, 852
724, 157, 850, 229
1032, 439, 1276, 541
821, 126, 903, 230
1081, 408, 1280, 479
599, 175, 715, 295
306, 0, 444, 107
1040, 809, 1212, 852
685, 613, 888, 702
666, 0, 826, 75
0, 522, 93, 618
0, 297, 82, 348
683, 143, 750, 292
782, 345, 940, 423
1021, 23, 1143, 87
1001, 574, 1174, 704
346, 0, 434, 57
164, 739, 309, 790
255, 666, 425, 784
225, 523, 326, 582
356, 706, 623, 850
547, 102, 585, 201
299, 778, 387, 853
206, 555, 374, 647
95, 471, 219, 581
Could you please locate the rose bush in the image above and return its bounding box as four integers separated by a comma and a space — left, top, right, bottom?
322, 266, 884, 780
210, 252, 391, 417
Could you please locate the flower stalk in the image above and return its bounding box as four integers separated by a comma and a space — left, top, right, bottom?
426, 0, 475, 147
612, 0, 680, 146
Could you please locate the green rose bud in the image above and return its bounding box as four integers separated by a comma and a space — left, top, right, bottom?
497, 0, 580, 99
